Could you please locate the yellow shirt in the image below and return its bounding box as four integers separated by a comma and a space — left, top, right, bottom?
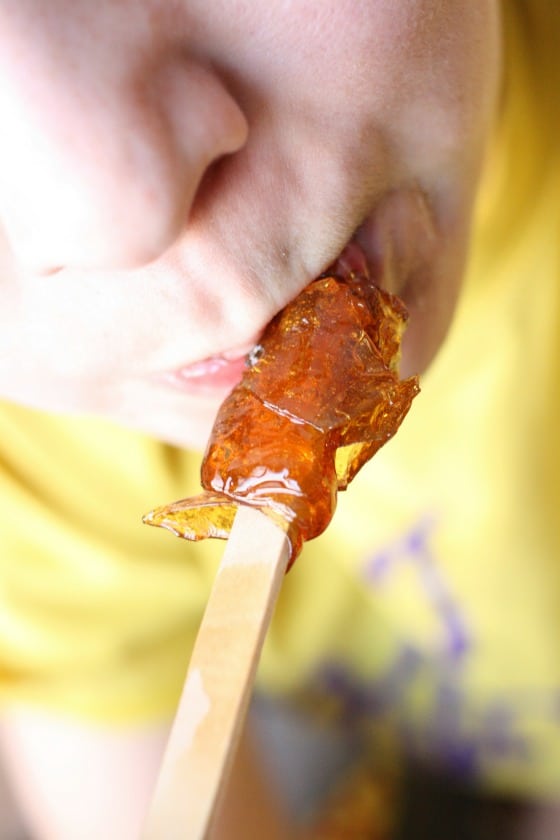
0, 0, 559, 798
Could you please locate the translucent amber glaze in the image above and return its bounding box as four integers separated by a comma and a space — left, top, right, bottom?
144, 259, 419, 567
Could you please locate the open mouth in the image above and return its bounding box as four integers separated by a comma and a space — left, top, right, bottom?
155, 186, 437, 400
154, 186, 441, 403
156, 239, 382, 398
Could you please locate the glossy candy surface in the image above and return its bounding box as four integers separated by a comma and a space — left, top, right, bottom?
144, 252, 419, 567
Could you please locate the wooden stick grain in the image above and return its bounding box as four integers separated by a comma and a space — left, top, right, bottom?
141, 505, 290, 840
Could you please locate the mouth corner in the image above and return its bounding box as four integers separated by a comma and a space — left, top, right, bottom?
323, 239, 372, 283
351, 188, 440, 298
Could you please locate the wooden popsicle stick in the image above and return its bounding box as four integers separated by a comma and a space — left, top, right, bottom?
141, 504, 290, 840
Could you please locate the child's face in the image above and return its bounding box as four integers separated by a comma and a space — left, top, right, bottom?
0, 1, 500, 448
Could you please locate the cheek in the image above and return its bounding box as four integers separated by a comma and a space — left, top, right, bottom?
240, 0, 502, 208
394, 2, 502, 173
0, 254, 118, 413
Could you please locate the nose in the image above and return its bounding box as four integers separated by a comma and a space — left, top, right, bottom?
0, 33, 248, 273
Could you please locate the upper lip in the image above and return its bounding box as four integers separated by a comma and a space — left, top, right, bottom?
214, 336, 264, 363
169, 237, 373, 377
159, 222, 383, 381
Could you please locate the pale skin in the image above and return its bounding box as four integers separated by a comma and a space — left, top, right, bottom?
0, 1, 503, 837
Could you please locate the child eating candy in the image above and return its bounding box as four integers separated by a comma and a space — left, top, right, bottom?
0, 2, 558, 837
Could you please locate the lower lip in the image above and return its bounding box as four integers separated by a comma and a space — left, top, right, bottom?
159, 354, 249, 396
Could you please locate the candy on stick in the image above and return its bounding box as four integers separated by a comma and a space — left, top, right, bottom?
141, 246, 419, 838
143, 245, 419, 566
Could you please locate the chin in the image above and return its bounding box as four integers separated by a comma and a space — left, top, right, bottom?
90, 376, 232, 452
114, 400, 221, 453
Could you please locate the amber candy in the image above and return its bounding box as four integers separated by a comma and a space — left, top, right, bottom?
144, 255, 419, 567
